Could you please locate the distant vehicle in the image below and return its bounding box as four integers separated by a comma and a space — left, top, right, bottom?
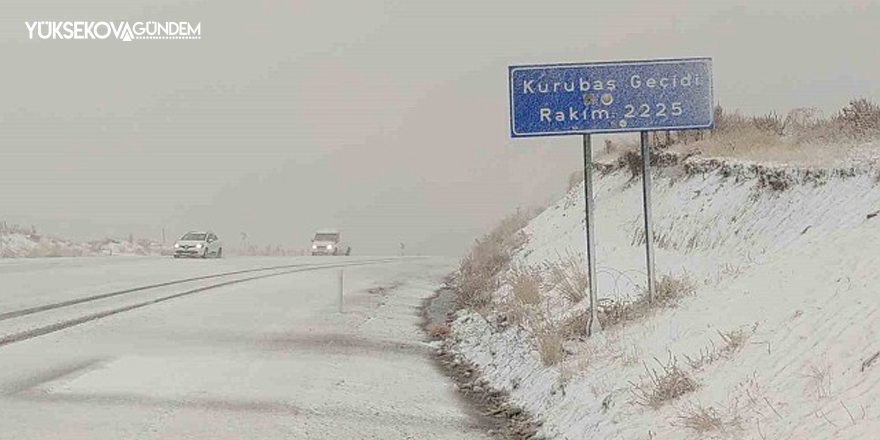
173, 231, 223, 258
311, 229, 351, 256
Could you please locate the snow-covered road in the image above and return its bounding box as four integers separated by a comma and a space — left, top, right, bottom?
0, 256, 489, 439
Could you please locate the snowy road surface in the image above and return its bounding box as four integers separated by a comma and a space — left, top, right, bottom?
0, 256, 489, 439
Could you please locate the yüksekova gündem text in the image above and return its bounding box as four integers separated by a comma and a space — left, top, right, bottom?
25, 22, 201, 40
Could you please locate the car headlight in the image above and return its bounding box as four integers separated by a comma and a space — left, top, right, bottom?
196, 243, 203, 249
312, 245, 317, 249
326, 245, 332, 250
174, 243, 180, 248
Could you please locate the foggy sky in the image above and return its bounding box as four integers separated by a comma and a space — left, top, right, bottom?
1, 0, 878, 255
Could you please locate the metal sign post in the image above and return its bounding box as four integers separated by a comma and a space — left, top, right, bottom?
583, 134, 600, 336
640, 131, 657, 302
508, 57, 714, 337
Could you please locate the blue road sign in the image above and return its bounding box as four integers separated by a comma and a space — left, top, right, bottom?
509, 58, 713, 137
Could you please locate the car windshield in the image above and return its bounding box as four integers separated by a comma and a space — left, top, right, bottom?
181, 233, 207, 241
314, 233, 339, 241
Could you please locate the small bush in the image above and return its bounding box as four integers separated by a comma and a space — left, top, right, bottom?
631, 355, 698, 409
507, 265, 543, 306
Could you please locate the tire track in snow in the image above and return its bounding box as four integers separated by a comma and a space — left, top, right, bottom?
0, 259, 401, 349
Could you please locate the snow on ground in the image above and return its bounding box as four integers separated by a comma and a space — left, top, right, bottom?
449, 159, 880, 439
0, 231, 164, 258
0, 257, 488, 439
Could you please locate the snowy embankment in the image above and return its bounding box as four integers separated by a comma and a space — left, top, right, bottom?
449, 158, 880, 439
0, 231, 164, 258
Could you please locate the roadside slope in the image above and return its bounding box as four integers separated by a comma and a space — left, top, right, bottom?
449, 159, 880, 439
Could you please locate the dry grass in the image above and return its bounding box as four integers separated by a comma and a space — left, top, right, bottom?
507, 265, 543, 306
543, 253, 590, 304
454, 209, 539, 310
599, 273, 695, 328
655, 274, 697, 304
678, 122, 794, 162
427, 323, 451, 339
685, 328, 751, 370
584, 100, 880, 172
675, 401, 743, 434
670, 100, 880, 165
631, 355, 698, 409
804, 360, 833, 399
536, 327, 565, 366
558, 310, 592, 340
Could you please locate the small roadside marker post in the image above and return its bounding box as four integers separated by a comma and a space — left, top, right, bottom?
338, 269, 344, 313
508, 58, 714, 336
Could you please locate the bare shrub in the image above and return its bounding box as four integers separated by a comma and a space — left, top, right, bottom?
836, 98, 880, 138
599, 273, 695, 328
507, 265, 543, 306
454, 209, 539, 310
631, 355, 698, 408
675, 401, 743, 434
543, 253, 589, 304
427, 323, 451, 339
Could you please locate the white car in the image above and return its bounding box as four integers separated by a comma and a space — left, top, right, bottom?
310, 229, 351, 256
173, 231, 223, 258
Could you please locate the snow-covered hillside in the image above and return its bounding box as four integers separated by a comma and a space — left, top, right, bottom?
449, 158, 880, 439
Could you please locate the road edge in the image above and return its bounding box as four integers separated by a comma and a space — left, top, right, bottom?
420, 282, 543, 440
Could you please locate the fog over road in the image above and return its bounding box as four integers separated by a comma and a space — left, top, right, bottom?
0, 256, 488, 439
